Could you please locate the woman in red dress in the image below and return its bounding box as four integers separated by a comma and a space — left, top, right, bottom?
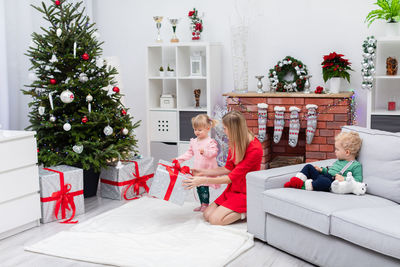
183, 111, 263, 225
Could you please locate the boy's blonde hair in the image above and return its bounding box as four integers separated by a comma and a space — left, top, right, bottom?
222, 111, 254, 164
335, 131, 362, 156
191, 114, 217, 129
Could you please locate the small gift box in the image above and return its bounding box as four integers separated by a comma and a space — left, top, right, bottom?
99, 157, 154, 200
39, 165, 84, 224
149, 159, 192, 206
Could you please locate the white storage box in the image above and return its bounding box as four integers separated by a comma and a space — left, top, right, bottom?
160, 94, 175, 108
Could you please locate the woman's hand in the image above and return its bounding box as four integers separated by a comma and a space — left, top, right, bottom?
182, 176, 206, 190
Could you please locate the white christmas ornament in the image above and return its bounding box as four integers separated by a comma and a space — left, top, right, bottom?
104, 125, 113, 136
49, 54, 58, 63
73, 41, 77, 58
63, 122, 71, 131
96, 57, 104, 68
49, 115, 56, 122
38, 106, 45, 115
86, 94, 93, 113
122, 128, 129, 135
56, 28, 62, 37
72, 144, 83, 154
60, 89, 74, 104
79, 73, 88, 83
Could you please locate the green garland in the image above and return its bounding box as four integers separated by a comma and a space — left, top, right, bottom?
268, 56, 308, 92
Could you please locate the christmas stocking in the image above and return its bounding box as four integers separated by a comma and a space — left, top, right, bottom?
306, 104, 318, 144
257, 103, 268, 142
288, 106, 301, 147
273, 106, 286, 143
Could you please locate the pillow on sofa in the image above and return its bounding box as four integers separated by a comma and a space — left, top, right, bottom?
342, 126, 400, 204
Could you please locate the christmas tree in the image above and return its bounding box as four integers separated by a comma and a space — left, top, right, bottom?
23, 0, 140, 172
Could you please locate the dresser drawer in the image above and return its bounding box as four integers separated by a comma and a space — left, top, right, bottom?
0, 193, 41, 233
0, 136, 37, 173
0, 165, 39, 203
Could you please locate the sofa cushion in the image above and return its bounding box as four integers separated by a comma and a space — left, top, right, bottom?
342, 126, 400, 204
331, 206, 400, 259
263, 188, 397, 235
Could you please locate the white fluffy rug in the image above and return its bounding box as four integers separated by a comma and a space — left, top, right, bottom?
25, 197, 254, 267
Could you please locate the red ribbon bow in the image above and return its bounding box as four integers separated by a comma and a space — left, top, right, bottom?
100, 161, 154, 200
158, 160, 192, 201
40, 168, 83, 224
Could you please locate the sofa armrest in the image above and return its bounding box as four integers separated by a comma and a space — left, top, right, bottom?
246, 159, 336, 241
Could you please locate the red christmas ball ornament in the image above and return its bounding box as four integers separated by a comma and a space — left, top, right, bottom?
82, 116, 88, 123
50, 78, 56, 85
55, 0, 61, 5
112, 86, 120, 93
82, 53, 90, 61
121, 109, 127, 116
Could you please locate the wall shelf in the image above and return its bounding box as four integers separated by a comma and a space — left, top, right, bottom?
146, 42, 222, 161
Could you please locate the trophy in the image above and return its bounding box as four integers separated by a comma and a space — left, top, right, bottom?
153, 16, 163, 42
255, 76, 265, 93
169, 18, 180, 43
194, 89, 201, 108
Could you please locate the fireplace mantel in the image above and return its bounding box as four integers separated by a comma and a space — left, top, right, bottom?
224, 91, 353, 98
224, 91, 354, 169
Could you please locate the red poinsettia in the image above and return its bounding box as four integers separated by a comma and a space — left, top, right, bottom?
188, 11, 195, 17
321, 52, 353, 83
315, 86, 324, 94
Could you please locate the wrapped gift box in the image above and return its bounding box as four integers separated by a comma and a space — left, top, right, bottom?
149, 160, 191, 206
100, 157, 154, 200
39, 165, 84, 224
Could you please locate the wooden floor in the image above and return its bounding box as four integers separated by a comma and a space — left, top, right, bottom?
0, 196, 313, 267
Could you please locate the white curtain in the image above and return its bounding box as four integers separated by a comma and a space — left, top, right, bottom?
1, 0, 92, 131
0, 1, 9, 130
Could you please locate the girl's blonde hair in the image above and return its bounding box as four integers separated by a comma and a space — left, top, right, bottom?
191, 114, 217, 129
335, 131, 362, 156
222, 111, 254, 164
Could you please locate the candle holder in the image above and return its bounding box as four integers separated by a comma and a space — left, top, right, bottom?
255, 76, 265, 93
153, 16, 163, 43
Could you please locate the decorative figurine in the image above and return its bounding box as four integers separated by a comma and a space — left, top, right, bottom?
386, 57, 398, 75
194, 89, 201, 108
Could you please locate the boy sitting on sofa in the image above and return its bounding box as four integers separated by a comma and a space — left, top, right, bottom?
284, 131, 362, 191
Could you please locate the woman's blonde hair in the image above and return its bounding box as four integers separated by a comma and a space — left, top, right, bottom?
335, 131, 362, 156
191, 114, 217, 129
222, 111, 253, 164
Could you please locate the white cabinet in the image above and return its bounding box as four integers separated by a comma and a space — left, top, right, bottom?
146, 42, 222, 162
0, 130, 41, 240
367, 37, 400, 132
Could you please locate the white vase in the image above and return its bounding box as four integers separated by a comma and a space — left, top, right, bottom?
329, 77, 341, 94
386, 22, 399, 37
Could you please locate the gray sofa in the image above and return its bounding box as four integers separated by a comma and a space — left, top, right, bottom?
247, 125, 400, 267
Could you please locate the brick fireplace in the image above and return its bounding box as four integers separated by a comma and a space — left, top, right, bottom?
224, 92, 354, 169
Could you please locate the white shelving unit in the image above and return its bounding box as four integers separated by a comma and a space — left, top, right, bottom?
146, 42, 222, 164
367, 37, 400, 132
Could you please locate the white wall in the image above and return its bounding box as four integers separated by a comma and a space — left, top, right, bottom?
3, 0, 388, 155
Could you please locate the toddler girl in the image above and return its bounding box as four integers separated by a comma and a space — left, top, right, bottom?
176, 114, 220, 212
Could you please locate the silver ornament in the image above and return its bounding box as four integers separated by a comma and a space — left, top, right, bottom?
60, 89, 74, 104
371, 53, 376, 59
104, 125, 113, 136
279, 63, 283, 67
79, 73, 88, 83
367, 47, 374, 53
49, 115, 56, 122
56, 28, 62, 37
272, 71, 276, 75
38, 106, 45, 115
72, 144, 83, 154
86, 94, 93, 102
362, 62, 369, 68
370, 68, 375, 74
122, 128, 129, 135
63, 122, 71, 131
